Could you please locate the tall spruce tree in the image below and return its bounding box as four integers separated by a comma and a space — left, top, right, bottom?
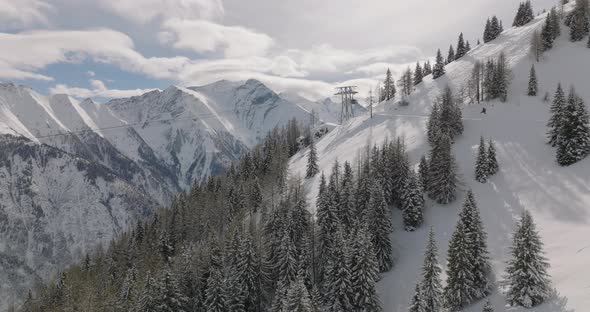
306, 137, 319, 178
444, 220, 476, 311
401, 171, 425, 231
409, 283, 425, 312
447, 45, 456, 63
547, 83, 567, 146
366, 183, 393, 272
483, 19, 492, 43
420, 228, 443, 312
569, 0, 590, 42
482, 299, 494, 312
350, 226, 382, 312
475, 136, 489, 183
433, 49, 446, 79
427, 103, 441, 145
550, 7, 561, 39
383, 68, 396, 101
427, 133, 458, 204
487, 139, 499, 176
418, 155, 429, 191
456, 33, 467, 59
286, 274, 314, 312
414, 62, 424, 85
490, 16, 502, 40
505, 210, 551, 308
541, 16, 555, 51
556, 88, 590, 165
461, 191, 492, 298
324, 228, 354, 312
527, 64, 538, 96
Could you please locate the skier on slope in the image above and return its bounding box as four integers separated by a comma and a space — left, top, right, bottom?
481, 107, 487, 114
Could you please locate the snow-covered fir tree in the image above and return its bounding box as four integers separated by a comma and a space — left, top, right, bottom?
204, 263, 226, 312
530, 30, 543, 62
306, 137, 319, 178
433, 49, 446, 79
323, 228, 354, 312
475, 136, 489, 183
567, 0, 590, 42
556, 87, 590, 166
513, 1, 534, 27
365, 182, 393, 272
482, 299, 494, 312
350, 226, 382, 312
383, 68, 396, 101
427, 133, 458, 204
541, 14, 555, 51
527, 64, 538, 96
427, 102, 441, 145
401, 171, 425, 231
505, 210, 552, 308
456, 33, 467, 59
487, 139, 499, 176
438, 86, 464, 140
286, 274, 314, 312
414, 62, 424, 85
408, 283, 425, 312
158, 268, 189, 312
461, 191, 492, 298
447, 45, 455, 63
547, 83, 567, 146
418, 155, 429, 191
420, 228, 443, 312
444, 219, 476, 311
550, 7, 561, 39
483, 18, 492, 43
423, 61, 432, 76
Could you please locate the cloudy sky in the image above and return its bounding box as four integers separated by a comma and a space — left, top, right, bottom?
0, 0, 557, 100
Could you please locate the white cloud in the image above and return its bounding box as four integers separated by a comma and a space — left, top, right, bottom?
287, 44, 423, 74
0, 28, 190, 81
0, 0, 53, 30
161, 18, 274, 58
50, 79, 158, 98
98, 0, 224, 24
86, 70, 95, 77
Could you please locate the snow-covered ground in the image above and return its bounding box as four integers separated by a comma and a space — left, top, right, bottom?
290, 6, 589, 311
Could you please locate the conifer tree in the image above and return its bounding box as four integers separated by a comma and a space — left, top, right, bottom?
204, 265, 226, 312
487, 139, 499, 176
427, 133, 458, 204
541, 17, 555, 51
475, 136, 489, 183
366, 183, 393, 272
547, 83, 567, 146
271, 281, 288, 312
427, 103, 441, 145
420, 228, 443, 312
461, 191, 492, 298
482, 299, 494, 312
447, 45, 455, 63
494, 52, 510, 102
275, 228, 299, 286
324, 228, 354, 312
236, 234, 261, 311
350, 226, 382, 312
414, 62, 424, 85
483, 19, 492, 43
505, 210, 551, 308
527, 64, 538, 96
491, 16, 502, 39
136, 274, 160, 312
530, 30, 543, 62
306, 137, 319, 178
466, 40, 471, 52
418, 155, 429, 191
158, 269, 189, 312
433, 49, 446, 79
409, 283, 425, 312
444, 220, 475, 311
569, 0, 590, 42
383, 68, 396, 101
556, 88, 590, 165
550, 7, 561, 39
401, 172, 425, 231
456, 33, 467, 59
286, 274, 314, 312
423, 61, 432, 76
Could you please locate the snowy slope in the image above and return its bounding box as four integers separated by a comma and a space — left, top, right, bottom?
290, 6, 589, 312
